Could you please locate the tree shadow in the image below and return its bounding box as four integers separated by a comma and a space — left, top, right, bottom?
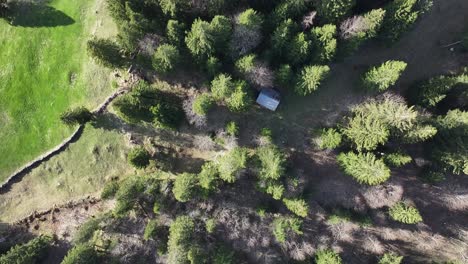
7, 2, 74, 27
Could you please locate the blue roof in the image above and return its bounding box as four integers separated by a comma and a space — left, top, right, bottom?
256, 88, 280, 111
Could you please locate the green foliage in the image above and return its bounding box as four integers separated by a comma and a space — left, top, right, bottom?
101, 181, 119, 199
211, 74, 234, 100
316, 128, 342, 150
316, 0, 355, 24
327, 208, 372, 226
114, 177, 145, 216
381, 0, 420, 42
238, 8, 263, 29
389, 202, 423, 224
384, 152, 412, 167
128, 147, 150, 169
342, 111, 389, 151
379, 252, 404, 264
186, 19, 215, 58
87, 38, 125, 68
168, 216, 195, 264
287, 32, 312, 66
205, 218, 216, 234
363, 61, 407, 91
173, 173, 198, 202
74, 217, 102, 245
198, 162, 219, 191
61, 243, 99, 264
337, 152, 391, 185
226, 121, 239, 136
282, 198, 309, 218
159, 0, 188, 17
212, 245, 235, 264
275, 64, 293, 87
413, 74, 468, 108
269, 0, 310, 27
265, 181, 285, 200
205, 56, 222, 77
256, 145, 286, 180
402, 124, 437, 143
106, 0, 127, 23
272, 216, 303, 243
153, 44, 180, 74
235, 54, 256, 74
143, 220, 158, 241
60, 107, 94, 126
270, 19, 298, 60
167, 20, 186, 47
315, 249, 342, 264
187, 245, 206, 264
193, 93, 215, 116
294, 65, 331, 96
210, 15, 233, 50
311, 24, 337, 63
117, 21, 145, 52
0, 235, 52, 264
217, 147, 248, 183
225, 81, 253, 112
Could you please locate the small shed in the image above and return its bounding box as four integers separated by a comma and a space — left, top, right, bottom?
256, 88, 280, 111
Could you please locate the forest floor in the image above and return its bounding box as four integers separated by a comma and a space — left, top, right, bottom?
1, 0, 467, 263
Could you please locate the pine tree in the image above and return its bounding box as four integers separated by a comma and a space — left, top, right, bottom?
210, 15, 232, 50
381, 0, 420, 42
152, 44, 180, 74
61, 243, 99, 264
316, 0, 355, 24
389, 202, 423, 224
60, 107, 94, 126
192, 93, 215, 116
168, 216, 195, 264
211, 74, 234, 100
185, 19, 215, 58
167, 20, 186, 47
287, 32, 312, 66
362, 61, 407, 91
315, 249, 342, 264
256, 145, 286, 180
283, 198, 309, 217
0, 235, 52, 264
337, 152, 391, 185
216, 147, 248, 183
311, 24, 337, 63
295, 65, 330, 96
87, 38, 125, 68
127, 147, 150, 169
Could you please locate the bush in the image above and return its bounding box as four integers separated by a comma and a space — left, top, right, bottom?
283, 198, 309, 218
101, 181, 120, 199
337, 152, 391, 185
173, 173, 198, 202
256, 145, 286, 180
192, 93, 215, 116
272, 216, 303, 243
60, 107, 94, 126
381, 0, 420, 42
294, 65, 331, 96
61, 243, 99, 264
362, 61, 407, 91
153, 44, 180, 74
87, 38, 125, 68
143, 220, 158, 240
389, 202, 423, 224
167, 20, 186, 47
315, 249, 342, 264
275, 64, 293, 87
384, 152, 412, 167
205, 218, 216, 233
217, 147, 248, 183
379, 252, 404, 264
128, 147, 150, 169
168, 216, 195, 264
0, 235, 52, 264
316, 0, 355, 24
225, 121, 239, 136
264, 181, 285, 200
311, 24, 337, 63
316, 128, 342, 150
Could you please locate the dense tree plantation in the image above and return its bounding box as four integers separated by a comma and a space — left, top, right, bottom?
1, 0, 468, 263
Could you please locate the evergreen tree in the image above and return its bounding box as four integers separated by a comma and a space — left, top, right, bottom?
362, 61, 407, 91
216, 147, 248, 183
166, 20, 186, 47
198, 162, 219, 191
389, 202, 423, 224
186, 19, 215, 59
61, 243, 99, 264
295, 65, 330, 96
60, 107, 94, 126
152, 44, 180, 74
168, 216, 195, 264
127, 147, 150, 169
173, 173, 198, 202
315, 249, 342, 264
114, 177, 145, 216
287, 32, 312, 66
283, 198, 309, 218
87, 38, 125, 68
342, 112, 390, 151
256, 145, 286, 180
337, 152, 391, 185
270, 19, 299, 61
275, 64, 293, 88
311, 24, 337, 63
210, 15, 232, 50
211, 74, 234, 100
316, 128, 342, 150
269, 0, 310, 27
316, 0, 355, 24
230, 9, 263, 58
381, 0, 420, 42
106, 0, 128, 23
193, 93, 215, 116
225, 81, 253, 112
159, 0, 188, 17
0, 235, 52, 264
379, 252, 404, 264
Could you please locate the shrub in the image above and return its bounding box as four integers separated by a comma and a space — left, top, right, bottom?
272, 216, 303, 243
384, 152, 412, 167
87, 38, 125, 68
362, 61, 407, 91
389, 202, 423, 224
74, 217, 102, 244
168, 216, 195, 264
205, 218, 216, 233
315, 249, 342, 264
173, 173, 198, 202
337, 152, 391, 185
316, 128, 342, 150
226, 121, 239, 136
381, 0, 420, 42
192, 93, 215, 116
379, 252, 404, 264
316, 0, 355, 24
101, 181, 119, 199
166, 20, 186, 47
265, 181, 285, 200
198, 162, 219, 191
60, 107, 94, 126
152, 44, 180, 74
283, 198, 309, 217
225, 81, 253, 112
256, 145, 286, 180
0, 235, 52, 264
275, 64, 293, 87
61, 243, 99, 264
128, 147, 150, 169
143, 220, 158, 240
217, 147, 248, 183
186, 19, 215, 58
211, 74, 234, 100
295, 65, 331, 96
311, 24, 337, 63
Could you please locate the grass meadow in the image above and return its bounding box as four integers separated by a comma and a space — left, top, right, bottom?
0, 0, 117, 181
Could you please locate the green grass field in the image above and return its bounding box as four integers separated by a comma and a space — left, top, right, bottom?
0, 0, 116, 182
